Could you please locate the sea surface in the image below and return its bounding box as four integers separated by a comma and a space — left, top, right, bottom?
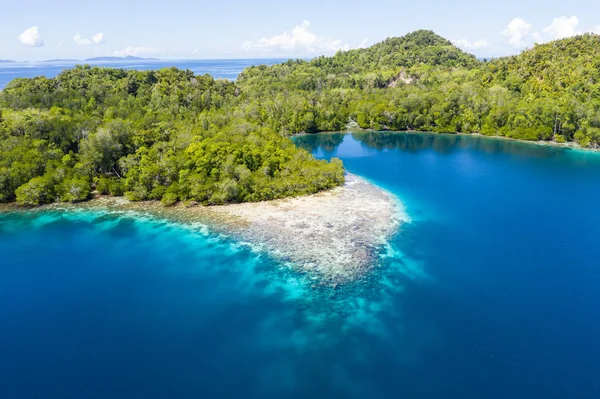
2, 132, 600, 398
0, 58, 286, 89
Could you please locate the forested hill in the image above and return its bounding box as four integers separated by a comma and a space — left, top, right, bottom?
333, 30, 480, 70
478, 34, 600, 144
486, 33, 600, 99
238, 30, 480, 90
1, 30, 599, 207
237, 32, 600, 145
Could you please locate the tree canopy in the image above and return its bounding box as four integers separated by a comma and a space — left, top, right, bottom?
0, 66, 343, 206
237, 31, 600, 145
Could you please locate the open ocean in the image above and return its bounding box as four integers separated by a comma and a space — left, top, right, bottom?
0, 58, 286, 89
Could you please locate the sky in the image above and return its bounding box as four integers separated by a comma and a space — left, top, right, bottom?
2, 0, 600, 61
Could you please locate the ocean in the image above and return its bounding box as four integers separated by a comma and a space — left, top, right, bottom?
1, 58, 599, 398
1, 132, 599, 398
0, 59, 286, 89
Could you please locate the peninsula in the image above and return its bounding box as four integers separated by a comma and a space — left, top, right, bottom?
25, 173, 403, 283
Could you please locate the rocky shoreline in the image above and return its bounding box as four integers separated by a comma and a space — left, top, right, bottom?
1, 174, 405, 283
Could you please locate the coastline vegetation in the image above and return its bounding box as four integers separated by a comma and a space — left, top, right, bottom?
0, 69, 344, 206
1, 29, 599, 206
239, 30, 600, 146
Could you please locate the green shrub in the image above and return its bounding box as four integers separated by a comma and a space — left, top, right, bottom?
161, 192, 178, 207
15, 176, 55, 206
574, 131, 591, 147
108, 178, 125, 196
95, 177, 111, 194
60, 177, 91, 202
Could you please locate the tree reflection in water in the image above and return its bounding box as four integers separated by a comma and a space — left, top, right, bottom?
295, 131, 584, 161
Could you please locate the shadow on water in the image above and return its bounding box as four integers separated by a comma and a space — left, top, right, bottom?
294, 133, 346, 154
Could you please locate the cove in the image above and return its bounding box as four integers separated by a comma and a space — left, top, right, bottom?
2, 132, 600, 398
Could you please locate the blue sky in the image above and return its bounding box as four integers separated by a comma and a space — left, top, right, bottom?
2, 0, 600, 61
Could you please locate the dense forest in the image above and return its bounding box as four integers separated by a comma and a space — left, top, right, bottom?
238, 30, 600, 144
1, 30, 598, 206
0, 68, 344, 206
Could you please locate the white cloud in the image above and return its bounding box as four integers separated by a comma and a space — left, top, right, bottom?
242, 20, 351, 55
73, 32, 104, 45
593, 25, 600, 34
543, 16, 581, 39
112, 46, 162, 57
73, 34, 90, 45
453, 38, 489, 50
502, 18, 532, 47
19, 26, 44, 47
91, 33, 104, 44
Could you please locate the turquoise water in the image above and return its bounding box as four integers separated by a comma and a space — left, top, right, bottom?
2, 132, 600, 398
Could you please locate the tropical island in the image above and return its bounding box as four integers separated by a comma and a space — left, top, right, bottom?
1, 30, 599, 279
2, 30, 599, 208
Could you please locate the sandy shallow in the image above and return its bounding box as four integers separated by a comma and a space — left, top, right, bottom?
1, 174, 405, 283
203, 174, 405, 283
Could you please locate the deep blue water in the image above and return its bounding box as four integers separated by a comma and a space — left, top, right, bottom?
2, 132, 600, 398
0, 59, 286, 89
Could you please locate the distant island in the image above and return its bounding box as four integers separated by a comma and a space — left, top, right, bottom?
40, 59, 79, 63
35, 56, 160, 63
0, 59, 16, 63
84, 55, 159, 61
1, 29, 599, 210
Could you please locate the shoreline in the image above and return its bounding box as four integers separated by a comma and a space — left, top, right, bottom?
294, 129, 600, 153
0, 174, 405, 284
